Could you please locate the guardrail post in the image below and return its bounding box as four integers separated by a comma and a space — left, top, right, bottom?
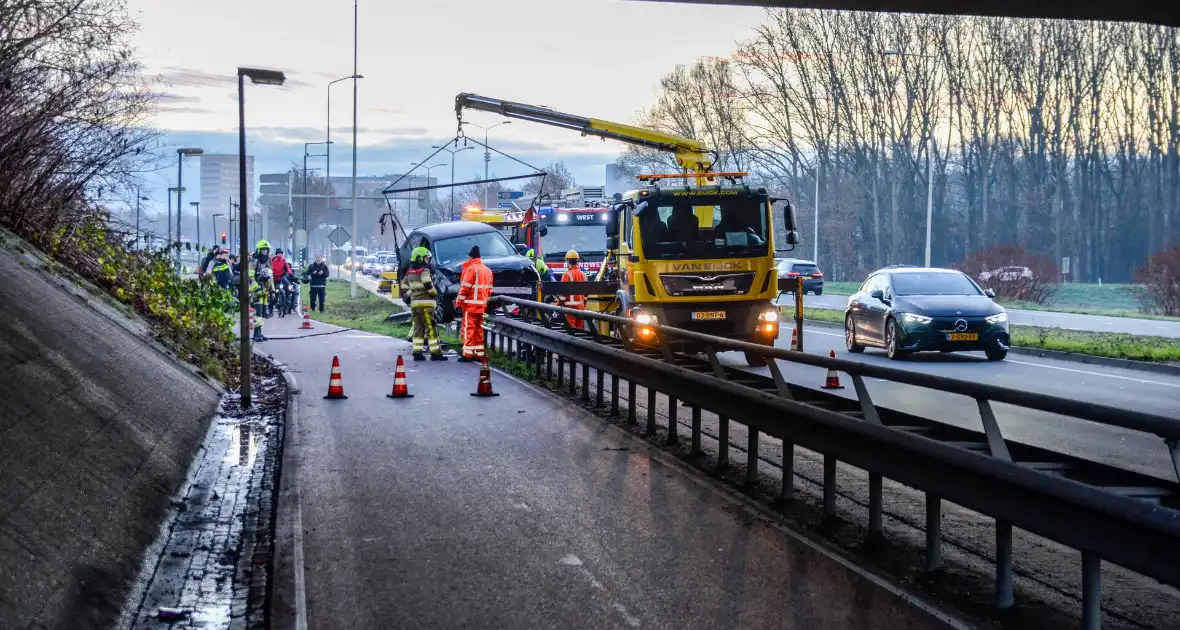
823, 456, 837, 521
925, 494, 942, 572
534, 344, 543, 378
545, 351, 553, 382
627, 380, 637, 424
1082, 552, 1101, 630
610, 374, 619, 416
569, 359, 578, 396
646, 387, 657, 435
868, 473, 883, 542
581, 363, 590, 402
718, 416, 730, 470
557, 356, 565, 389
996, 520, 1014, 610
596, 369, 604, 408
691, 406, 702, 455
667, 396, 678, 445
746, 429, 758, 485
782, 442, 795, 501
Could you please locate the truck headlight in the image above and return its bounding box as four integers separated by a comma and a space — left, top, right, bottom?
758, 310, 779, 323
634, 312, 658, 325
901, 313, 932, 325
985, 312, 1008, 324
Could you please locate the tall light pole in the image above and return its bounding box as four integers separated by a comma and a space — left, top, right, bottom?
167, 187, 184, 263
460, 120, 511, 209
410, 161, 447, 222
237, 66, 287, 408
432, 144, 474, 217
176, 148, 203, 255
349, 0, 361, 299
327, 74, 363, 215
883, 49, 936, 267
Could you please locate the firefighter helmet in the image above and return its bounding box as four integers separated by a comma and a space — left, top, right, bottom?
255, 239, 271, 250
411, 246, 432, 263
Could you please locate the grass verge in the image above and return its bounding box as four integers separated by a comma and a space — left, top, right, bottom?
797, 306, 1180, 363
300, 280, 460, 345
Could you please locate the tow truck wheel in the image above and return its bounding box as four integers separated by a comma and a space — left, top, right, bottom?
743, 351, 767, 367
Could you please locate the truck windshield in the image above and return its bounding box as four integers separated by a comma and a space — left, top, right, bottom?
541, 224, 605, 258
637, 196, 768, 260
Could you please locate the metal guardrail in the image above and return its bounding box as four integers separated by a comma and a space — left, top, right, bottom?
487, 296, 1180, 628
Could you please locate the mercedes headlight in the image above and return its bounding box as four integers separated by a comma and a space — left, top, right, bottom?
901, 313, 932, 325
985, 312, 1008, 324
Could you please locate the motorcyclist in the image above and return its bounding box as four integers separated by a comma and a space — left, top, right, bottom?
271, 248, 295, 314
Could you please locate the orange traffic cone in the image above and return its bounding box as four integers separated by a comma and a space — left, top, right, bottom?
324, 355, 348, 399
821, 350, 844, 390
387, 355, 414, 399
470, 358, 500, 397
789, 326, 800, 351
300, 309, 314, 330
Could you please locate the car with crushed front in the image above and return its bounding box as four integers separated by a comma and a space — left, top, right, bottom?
844, 267, 1010, 361
397, 221, 538, 324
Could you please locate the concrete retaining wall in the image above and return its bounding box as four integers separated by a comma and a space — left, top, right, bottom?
0, 233, 222, 629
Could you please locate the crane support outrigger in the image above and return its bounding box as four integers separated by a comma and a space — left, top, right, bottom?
455, 93, 801, 367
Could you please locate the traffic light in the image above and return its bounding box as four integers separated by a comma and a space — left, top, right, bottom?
221, 232, 227, 244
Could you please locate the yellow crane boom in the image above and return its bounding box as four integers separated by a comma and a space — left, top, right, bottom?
455, 93, 714, 174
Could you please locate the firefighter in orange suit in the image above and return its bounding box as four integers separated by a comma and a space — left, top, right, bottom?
455, 245, 493, 362
558, 249, 586, 329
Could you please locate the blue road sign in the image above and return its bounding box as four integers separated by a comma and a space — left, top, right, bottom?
497, 191, 524, 200
497, 202, 514, 209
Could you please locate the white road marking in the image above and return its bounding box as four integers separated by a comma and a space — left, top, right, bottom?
799, 328, 1180, 388
557, 555, 641, 627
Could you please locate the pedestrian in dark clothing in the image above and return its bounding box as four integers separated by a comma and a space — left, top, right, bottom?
211, 250, 232, 289
306, 255, 329, 312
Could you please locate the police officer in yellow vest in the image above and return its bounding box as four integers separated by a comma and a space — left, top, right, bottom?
400, 246, 446, 361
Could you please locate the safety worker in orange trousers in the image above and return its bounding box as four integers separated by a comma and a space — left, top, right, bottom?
455, 245, 493, 362
558, 249, 586, 330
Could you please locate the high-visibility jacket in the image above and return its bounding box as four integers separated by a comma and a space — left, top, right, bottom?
400, 264, 438, 308
455, 257, 493, 314
559, 266, 587, 309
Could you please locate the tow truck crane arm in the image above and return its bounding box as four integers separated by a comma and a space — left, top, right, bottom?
456, 93, 714, 174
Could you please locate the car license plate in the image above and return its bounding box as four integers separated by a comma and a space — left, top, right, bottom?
691, 311, 726, 321
946, 333, 978, 341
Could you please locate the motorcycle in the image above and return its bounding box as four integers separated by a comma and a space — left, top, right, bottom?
276, 275, 301, 317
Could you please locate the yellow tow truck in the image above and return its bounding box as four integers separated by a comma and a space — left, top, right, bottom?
455, 94, 800, 366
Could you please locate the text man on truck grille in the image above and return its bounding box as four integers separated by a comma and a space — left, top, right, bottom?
400, 246, 447, 362
455, 245, 493, 362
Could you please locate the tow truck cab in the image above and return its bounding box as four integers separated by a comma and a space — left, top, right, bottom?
607, 183, 799, 361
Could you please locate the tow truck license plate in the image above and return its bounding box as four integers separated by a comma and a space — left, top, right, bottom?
692, 311, 726, 321
946, 332, 978, 341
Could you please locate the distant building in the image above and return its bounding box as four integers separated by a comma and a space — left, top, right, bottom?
200, 154, 254, 221
605, 163, 629, 197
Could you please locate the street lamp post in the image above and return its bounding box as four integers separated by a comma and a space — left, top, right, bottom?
303, 142, 331, 263
432, 144, 474, 217
410, 161, 447, 222
349, 0, 361, 299
167, 187, 184, 264
327, 74, 363, 219
461, 120, 511, 209
176, 148, 203, 256
237, 66, 287, 408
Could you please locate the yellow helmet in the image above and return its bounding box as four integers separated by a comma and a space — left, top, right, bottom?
565, 249, 580, 261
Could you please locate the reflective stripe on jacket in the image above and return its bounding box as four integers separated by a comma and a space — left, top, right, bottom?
400, 264, 438, 308
560, 266, 587, 309
456, 258, 493, 314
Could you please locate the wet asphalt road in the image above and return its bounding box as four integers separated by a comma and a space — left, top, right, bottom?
802, 293, 1180, 338
724, 323, 1180, 480
261, 314, 956, 629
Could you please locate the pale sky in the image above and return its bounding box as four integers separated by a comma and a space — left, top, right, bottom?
130, 0, 768, 214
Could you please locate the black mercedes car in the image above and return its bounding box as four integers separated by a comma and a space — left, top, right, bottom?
397, 221, 538, 323
844, 267, 1010, 361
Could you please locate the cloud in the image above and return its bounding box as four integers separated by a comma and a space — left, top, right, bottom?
153, 92, 203, 104
157, 67, 236, 88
